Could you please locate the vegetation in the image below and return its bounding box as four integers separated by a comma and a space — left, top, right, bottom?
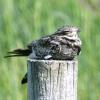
0, 0, 100, 100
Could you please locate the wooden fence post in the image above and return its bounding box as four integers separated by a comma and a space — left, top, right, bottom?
28, 59, 78, 100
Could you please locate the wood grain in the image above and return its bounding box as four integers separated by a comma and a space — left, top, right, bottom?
28, 59, 78, 100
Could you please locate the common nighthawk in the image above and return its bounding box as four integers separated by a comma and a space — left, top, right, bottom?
5, 26, 82, 84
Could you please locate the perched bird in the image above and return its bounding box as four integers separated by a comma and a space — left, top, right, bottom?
5, 25, 82, 84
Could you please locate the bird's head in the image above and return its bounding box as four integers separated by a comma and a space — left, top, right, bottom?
56, 26, 80, 37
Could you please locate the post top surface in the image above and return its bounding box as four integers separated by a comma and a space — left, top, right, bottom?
28, 58, 78, 63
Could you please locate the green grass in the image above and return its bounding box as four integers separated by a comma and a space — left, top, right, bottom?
0, 0, 100, 100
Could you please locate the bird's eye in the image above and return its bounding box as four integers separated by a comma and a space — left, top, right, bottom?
62, 31, 70, 34
61, 32, 67, 35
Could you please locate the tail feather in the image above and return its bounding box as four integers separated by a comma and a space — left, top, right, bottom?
21, 73, 27, 84
4, 49, 31, 58
4, 54, 27, 58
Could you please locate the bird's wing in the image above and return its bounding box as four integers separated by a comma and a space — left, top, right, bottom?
27, 36, 51, 48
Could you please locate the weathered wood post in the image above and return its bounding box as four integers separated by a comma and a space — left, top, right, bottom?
28, 59, 78, 100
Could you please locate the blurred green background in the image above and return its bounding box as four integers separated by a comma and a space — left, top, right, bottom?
0, 0, 100, 100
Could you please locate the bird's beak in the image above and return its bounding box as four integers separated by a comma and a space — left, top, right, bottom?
77, 29, 80, 33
